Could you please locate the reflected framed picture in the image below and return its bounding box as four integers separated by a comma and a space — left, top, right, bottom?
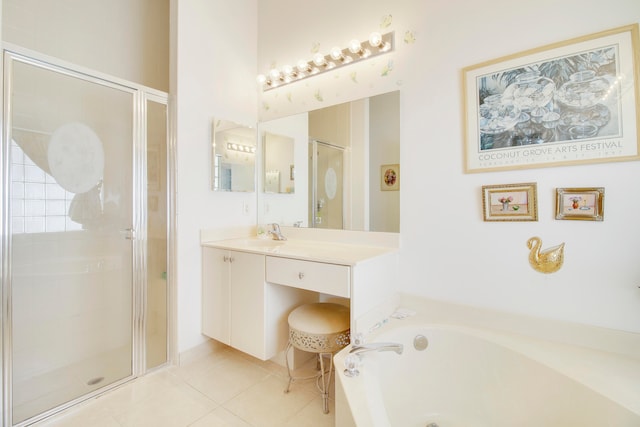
381, 164, 400, 191
463, 24, 640, 173
555, 187, 604, 221
482, 182, 538, 221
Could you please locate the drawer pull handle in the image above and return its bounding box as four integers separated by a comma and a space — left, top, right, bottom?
224, 256, 235, 263
298, 272, 305, 279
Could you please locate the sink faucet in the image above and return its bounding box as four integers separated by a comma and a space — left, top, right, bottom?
349, 342, 403, 356
268, 223, 287, 241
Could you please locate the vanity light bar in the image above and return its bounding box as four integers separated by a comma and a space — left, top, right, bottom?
227, 142, 256, 153
257, 31, 394, 91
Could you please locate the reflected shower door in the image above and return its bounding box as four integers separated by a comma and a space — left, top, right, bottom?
7, 56, 134, 424
309, 141, 344, 229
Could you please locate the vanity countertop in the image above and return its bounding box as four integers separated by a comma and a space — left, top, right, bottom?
201, 237, 398, 266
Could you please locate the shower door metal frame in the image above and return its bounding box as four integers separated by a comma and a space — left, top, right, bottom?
0, 45, 175, 427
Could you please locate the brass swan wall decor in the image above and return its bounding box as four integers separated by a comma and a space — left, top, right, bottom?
527, 236, 565, 274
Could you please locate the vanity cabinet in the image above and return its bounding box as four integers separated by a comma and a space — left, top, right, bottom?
202, 247, 268, 359
201, 233, 400, 363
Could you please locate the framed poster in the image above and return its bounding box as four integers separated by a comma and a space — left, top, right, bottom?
463, 24, 640, 173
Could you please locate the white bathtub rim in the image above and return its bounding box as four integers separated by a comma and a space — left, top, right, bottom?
390, 294, 640, 360
336, 319, 640, 426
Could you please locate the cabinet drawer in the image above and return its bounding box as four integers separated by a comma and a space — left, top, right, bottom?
266, 257, 350, 298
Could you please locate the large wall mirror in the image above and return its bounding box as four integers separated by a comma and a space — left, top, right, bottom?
257, 90, 400, 232
211, 119, 256, 192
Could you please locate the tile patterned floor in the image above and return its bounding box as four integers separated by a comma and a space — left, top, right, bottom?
35, 345, 336, 427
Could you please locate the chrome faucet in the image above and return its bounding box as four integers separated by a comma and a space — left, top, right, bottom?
343, 342, 403, 377
349, 342, 403, 356
268, 223, 287, 241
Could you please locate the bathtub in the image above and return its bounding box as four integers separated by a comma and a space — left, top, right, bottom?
335, 299, 640, 427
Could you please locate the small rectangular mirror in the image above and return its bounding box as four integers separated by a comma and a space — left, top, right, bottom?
211, 119, 256, 192
263, 131, 294, 194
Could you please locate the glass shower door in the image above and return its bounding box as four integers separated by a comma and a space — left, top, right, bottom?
309, 141, 344, 229
6, 56, 135, 424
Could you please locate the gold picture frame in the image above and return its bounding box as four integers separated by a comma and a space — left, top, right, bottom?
555, 187, 604, 221
463, 24, 640, 173
380, 164, 399, 191
482, 182, 538, 221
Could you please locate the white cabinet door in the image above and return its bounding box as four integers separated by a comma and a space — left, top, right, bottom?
202, 247, 231, 344
230, 251, 267, 359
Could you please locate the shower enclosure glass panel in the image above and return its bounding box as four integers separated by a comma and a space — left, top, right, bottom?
145, 99, 168, 370
309, 141, 344, 229
7, 58, 134, 424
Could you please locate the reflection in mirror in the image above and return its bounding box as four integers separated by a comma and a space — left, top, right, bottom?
309, 140, 344, 229
211, 119, 256, 192
257, 90, 400, 232
263, 132, 295, 194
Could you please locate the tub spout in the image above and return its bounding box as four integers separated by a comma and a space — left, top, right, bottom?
349, 342, 403, 355
343, 342, 403, 377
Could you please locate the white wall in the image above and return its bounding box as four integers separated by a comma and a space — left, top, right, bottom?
2, 0, 169, 91
257, 0, 640, 333
175, 0, 258, 351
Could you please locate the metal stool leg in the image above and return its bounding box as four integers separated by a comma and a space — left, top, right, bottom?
318, 352, 334, 414
285, 342, 323, 394
284, 342, 293, 393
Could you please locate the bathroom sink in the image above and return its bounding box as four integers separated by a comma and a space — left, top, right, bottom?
240, 238, 286, 248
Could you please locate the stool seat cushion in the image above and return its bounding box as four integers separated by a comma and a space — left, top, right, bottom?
288, 303, 350, 353
288, 303, 349, 334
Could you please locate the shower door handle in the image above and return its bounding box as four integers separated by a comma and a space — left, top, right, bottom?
121, 228, 136, 240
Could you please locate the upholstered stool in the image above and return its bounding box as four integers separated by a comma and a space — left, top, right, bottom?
284, 302, 350, 414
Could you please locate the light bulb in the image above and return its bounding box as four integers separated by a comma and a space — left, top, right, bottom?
297, 59, 310, 73
313, 53, 327, 67
348, 39, 362, 54
256, 74, 267, 85
282, 64, 294, 76
330, 46, 344, 61
369, 32, 383, 48
269, 68, 281, 80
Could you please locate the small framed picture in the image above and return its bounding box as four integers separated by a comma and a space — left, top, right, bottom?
555, 187, 604, 221
381, 164, 400, 191
482, 182, 538, 221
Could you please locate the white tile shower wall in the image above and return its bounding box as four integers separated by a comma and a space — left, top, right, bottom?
10, 141, 81, 234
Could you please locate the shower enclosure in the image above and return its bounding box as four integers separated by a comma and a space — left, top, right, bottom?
308, 140, 344, 229
1, 49, 172, 426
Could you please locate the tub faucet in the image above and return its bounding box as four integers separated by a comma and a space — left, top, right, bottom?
349, 342, 403, 356
343, 342, 403, 377
268, 223, 287, 241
